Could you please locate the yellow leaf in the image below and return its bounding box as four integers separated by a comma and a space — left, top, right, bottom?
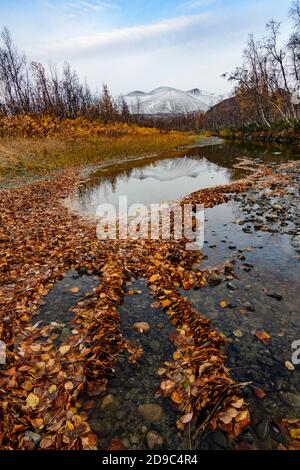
64, 381, 74, 391
162, 299, 172, 308
59, 345, 70, 355
285, 361, 295, 371
149, 274, 160, 283
26, 393, 39, 409
173, 351, 181, 361
290, 428, 300, 439
219, 300, 228, 309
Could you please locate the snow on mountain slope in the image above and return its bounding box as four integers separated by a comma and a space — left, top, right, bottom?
124, 87, 222, 115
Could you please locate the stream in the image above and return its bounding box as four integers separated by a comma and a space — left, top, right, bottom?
40, 140, 300, 450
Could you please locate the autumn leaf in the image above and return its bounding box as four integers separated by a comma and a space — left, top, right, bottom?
254, 387, 266, 399
59, 344, 71, 355
285, 361, 295, 371
26, 393, 39, 409
219, 300, 229, 309
171, 390, 184, 404
255, 330, 271, 345
70, 287, 79, 294
290, 428, 300, 439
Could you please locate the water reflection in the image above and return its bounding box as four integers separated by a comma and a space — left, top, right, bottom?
70, 142, 300, 217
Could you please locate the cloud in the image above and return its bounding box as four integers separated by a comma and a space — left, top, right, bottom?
43, 12, 211, 58
185, 0, 215, 9
51, 0, 117, 17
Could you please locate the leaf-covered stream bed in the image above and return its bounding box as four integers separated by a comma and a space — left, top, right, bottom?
32, 163, 300, 451
0, 146, 299, 451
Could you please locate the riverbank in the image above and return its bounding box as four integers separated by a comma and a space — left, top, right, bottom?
0, 115, 195, 177
0, 151, 299, 450
216, 125, 300, 145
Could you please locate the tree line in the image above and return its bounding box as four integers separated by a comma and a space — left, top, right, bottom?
217, 0, 300, 129
0, 27, 134, 123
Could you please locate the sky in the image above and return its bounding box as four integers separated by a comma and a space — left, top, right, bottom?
0, 0, 294, 96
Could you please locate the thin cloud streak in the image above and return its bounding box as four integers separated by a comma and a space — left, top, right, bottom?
64, 0, 118, 13
43, 12, 211, 58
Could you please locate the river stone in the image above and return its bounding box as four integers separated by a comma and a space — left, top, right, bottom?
146, 431, 164, 449
138, 404, 163, 423
292, 235, 300, 250
100, 394, 119, 411
208, 274, 225, 286
90, 420, 112, 437
266, 213, 278, 221
24, 431, 42, 445
133, 322, 150, 333
282, 392, 300, 409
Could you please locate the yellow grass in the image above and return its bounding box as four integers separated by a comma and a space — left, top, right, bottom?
0, 132, 195, 176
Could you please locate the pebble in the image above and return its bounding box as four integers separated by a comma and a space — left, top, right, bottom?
133, 322, 151, 333
146, 431, 164, 450
24, 431, 42, 445
138, 404, 163, 423
100, 394, 119, 411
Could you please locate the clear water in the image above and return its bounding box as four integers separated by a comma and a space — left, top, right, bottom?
71, 141, 300, 216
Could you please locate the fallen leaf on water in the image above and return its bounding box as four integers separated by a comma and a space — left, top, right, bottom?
254, 387, 266, 399
70, 287, 79, 294
181, 412, 193, 424
255, 330, 271, 345
233, 329, 243, 338
285, 361, 295, 371
219, 300, 228, 309
162, 299, 172, 308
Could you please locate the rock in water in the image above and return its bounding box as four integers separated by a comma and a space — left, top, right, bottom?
146, 431, 164, 449
133, 322, 150, 333
138, 404, 163, 423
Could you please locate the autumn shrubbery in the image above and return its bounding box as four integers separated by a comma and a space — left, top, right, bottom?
0, 114, 164, 139
0, 115, 194, 175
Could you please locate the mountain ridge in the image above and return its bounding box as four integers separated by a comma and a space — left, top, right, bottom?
124, 86, 223, 116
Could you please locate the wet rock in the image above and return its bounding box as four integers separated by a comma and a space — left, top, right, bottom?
100, 394, 119, 411
266, 213, 278, 221
282, 392, 300, 409
121, 437, 131, 449
138, 404, 163, 423
24, 431, 42, 445
209, 274, 225, 286
149, 339, 160, 352
243, 302, 256, 312
146, 431, 164, 450
292, 235, 300, 250
211, 430, 228, 449
130, 433, 141, 445
133, 322, 150, 333
90, 420, 112, 437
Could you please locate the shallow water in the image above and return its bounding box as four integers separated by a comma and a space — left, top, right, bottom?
70, 141, 300, 216
40, 141, 300, 450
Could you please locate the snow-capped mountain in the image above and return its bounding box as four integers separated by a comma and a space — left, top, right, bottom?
124, 87, 222, 115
